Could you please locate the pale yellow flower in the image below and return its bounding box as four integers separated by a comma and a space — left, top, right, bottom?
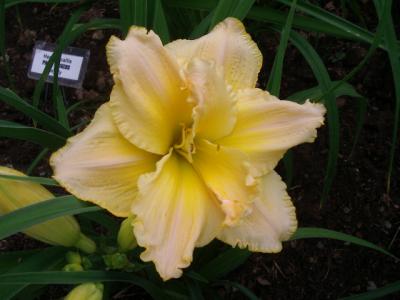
0, 166, 96, 253
51, 18, 325, 280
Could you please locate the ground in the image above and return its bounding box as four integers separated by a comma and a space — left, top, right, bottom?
0, 1, 399, 299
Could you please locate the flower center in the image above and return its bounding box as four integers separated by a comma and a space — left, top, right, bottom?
174, 125, 196, 163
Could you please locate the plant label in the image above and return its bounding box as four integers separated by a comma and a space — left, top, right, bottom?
28, 41, 90, 88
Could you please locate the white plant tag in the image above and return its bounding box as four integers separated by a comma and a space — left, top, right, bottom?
28, 41, 90, 88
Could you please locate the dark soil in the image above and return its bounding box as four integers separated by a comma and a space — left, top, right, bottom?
0, 1, 399, 300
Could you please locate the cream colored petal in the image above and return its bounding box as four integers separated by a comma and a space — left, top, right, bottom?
166, 18, 262, 90
51, 104, 159, 217
187, 59, 236, 141
107, 27, 193, 155
132, 151, 223, 280
192, 139, 255, 226
219, 88, 325, 179
218, 171, 297, 252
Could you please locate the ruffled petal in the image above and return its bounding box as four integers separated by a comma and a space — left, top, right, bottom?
50, 104, 159, 217
132, 151, 223, 280
186, 58, 236, 141
192, 139, 255, 226
219, 88, 326, 179
166, 18, 262, 91
218, 171, 297, 252
107, 27, 193, 154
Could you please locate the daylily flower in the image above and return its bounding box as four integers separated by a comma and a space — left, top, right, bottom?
0, 166, 96, 253
51, 18, 325, 280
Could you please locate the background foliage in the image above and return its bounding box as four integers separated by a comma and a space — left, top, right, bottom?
0, 0, 399, 299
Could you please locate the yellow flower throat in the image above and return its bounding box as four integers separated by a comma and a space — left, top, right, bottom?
174, 125, 196, 163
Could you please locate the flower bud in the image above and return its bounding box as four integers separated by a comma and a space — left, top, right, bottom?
0, 166, 96, 253
117, 215, 137, 252
66, 252, 82, 265
64, 283, 103, 300
63, 263, 84, 272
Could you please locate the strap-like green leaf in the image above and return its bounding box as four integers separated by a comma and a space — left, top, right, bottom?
0, 271, 172, 300
198, 247, 250, 281
0, 174, 58, 186
0, 87, 71, 137
0, 247, 66, 300
291, 227, 397, 260
0, 196, 101, 240
374, 0, 400, 193
0, 120, 66, 150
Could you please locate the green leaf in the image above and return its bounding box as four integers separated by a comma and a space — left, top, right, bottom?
209, 0, 255, 28
0, 250, 39, 273
231, 0, 255, 20
119, 0, 148, 35
190, 10, 214, 38
374, 0, 400, 193
281, 29, 339, 206
0, 120, 66, 150
26, 148, 49, 175
0, 247, 66, 300
291, 227, 397, 260
198, 247, 250, 281
288, 81, 363, 103
0, 174, 58, 186
288, 82, 367, 157
167, 0, 384, 47
152, 0, 170, 43
276, 0, 392, 51
0, 87, 71, 137
267, 0, 297, 95
185, 278, 205, 300
54, 86, 69, 128
340, 280, 400, 300
0, 196, 101, 240
0, 271, 171, 300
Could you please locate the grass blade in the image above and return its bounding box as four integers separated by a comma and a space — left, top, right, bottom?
26, 148, 49, 175
209, 0, 255, 28
276, 0, 392, 51
119, 0, 148, 36
291, 227, 397, 260
288, 82, 367, 157
0, 174, 58, 186
0, 87, 71, 137
199, 247, 251, 281
152, 0, 170, 43
54, 86, 69, 128
0, 247, 66, 300
284, 29, 339, 206
167, 1, 384, 47
231, 0, 255, 20
374, 0, 400, 193
0, 195, 101, 240
0, 249, 39, 273
209, 0, 237, 28
190, 10, 214, 38
0, 120, 66, 149
0, 271, 170, 300
265, 0, 297, 187
266, 0, 297, 94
